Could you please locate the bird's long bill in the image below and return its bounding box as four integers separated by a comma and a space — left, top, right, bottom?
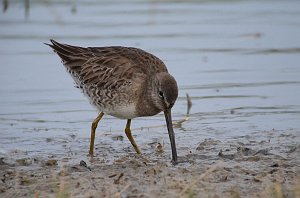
164, 108, 178, 164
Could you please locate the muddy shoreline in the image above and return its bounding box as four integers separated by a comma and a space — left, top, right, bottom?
1, 129, 299, 198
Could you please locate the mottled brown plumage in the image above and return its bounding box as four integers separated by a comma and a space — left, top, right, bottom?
46, 39, 178, 164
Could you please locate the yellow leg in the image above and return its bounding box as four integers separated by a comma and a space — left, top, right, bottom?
89, 112, 104, 156
125, 119, 141, 154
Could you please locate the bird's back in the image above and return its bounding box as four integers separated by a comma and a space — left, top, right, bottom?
47, 40, 168, 82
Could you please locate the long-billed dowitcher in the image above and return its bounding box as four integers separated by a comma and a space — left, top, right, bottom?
46, 39, 178, 164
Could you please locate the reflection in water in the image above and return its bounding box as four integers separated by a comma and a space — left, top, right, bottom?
0, 0, 300, 157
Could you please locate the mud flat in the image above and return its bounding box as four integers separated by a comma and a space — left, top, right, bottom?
1, 129, 299, 198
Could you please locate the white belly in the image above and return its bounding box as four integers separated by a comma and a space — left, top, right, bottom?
105, 103, 137, 119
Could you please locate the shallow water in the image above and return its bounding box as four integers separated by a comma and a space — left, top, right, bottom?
0, 0, 300, 160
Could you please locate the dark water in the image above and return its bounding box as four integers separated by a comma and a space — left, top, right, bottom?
0, 0, 300, 159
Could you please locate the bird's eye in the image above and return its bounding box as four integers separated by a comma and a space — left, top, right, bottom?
158, 91, 164, 98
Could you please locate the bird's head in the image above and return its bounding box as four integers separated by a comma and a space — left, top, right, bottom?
153, 72, 178, 112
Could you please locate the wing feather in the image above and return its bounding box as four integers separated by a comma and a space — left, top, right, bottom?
46, 39, 168, 91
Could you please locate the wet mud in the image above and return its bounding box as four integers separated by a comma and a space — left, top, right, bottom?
1, 129, 299, 198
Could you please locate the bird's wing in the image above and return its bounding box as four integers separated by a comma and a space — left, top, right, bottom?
46, 39, 167, 89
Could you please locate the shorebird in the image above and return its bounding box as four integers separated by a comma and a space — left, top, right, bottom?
46, 39, 178, 164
